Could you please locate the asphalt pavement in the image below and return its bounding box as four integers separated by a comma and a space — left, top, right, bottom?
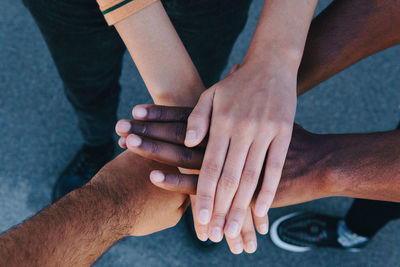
0, 0, 399, 266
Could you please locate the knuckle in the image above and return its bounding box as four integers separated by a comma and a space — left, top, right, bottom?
175, 149, 193, 165
148, 141, 160, 154
268, 159, 284, 171
202, 161, 221, 178
260, 188, 276, 199
220, 172, 240, 191
212, 212, 227, 221
189, 110, 205, 123
133, 121, 149, 136
197, 193, 214, 204
174, 123, 187, 141
229, 206, 247, 217
241, 169, 259, 184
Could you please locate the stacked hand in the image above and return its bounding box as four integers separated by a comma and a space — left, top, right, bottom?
116, 105, 334, 253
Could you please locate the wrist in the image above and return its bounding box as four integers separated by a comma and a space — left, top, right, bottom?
244, 43, 303, 74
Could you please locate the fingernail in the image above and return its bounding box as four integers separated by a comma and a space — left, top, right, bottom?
246, 241, 257, 253
185, 130, 197, 143
198, 209, 210, 225
259, 224, 268, 235
134, 107, 148, 118
127, 134, 142, 147
233, 244, 243, 254
226, 222, 240, 237
210, 227, 222, 242
116, 121, 131, 133
150, 171, 165, 183
118, 138, 126, 147
198, 233, 208, 242
255, 205, 267, 217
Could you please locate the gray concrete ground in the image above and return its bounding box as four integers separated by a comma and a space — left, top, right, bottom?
0, 0, 399, 266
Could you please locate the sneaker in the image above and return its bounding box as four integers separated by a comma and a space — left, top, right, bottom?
270, 212, 368, 252
52, 141, 115, 202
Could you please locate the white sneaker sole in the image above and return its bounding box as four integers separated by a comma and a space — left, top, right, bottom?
269, 212, 311, 253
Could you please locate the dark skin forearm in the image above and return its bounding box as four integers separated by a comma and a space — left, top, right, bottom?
325, 129, 400, 202
297, 0, 400, 95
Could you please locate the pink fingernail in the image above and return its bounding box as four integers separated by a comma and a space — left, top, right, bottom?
226, 222, 240, 237
116, 121, 131, 133
259, 224, 268, 235
127, 134, 142, 147
198, 233, 208, 242
150, 171, 165, 182
134, 107, 148, 118
255, 205, 267, 217
246, 241, 257, 253
198, 209, 210, 225
185, 130, 197, 143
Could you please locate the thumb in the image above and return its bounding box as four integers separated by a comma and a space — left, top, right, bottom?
150, 171, 198, 195
185, 89, 214, 147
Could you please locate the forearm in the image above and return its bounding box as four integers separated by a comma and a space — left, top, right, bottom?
297, 0, 400, 95
325, 129, 400, 202
0, 183, 129, 266
114, 2, 204, 106
245, 0, 318, 71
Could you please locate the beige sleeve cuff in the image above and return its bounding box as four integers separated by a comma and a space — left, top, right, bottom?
97, 0, 159, 25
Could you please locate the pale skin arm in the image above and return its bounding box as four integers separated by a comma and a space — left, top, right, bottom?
113, 2, 261, 253
114, 1, 204, 107
182, 0, 318, 242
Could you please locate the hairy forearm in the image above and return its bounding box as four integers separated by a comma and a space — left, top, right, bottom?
325, 129, 400, 202
114, 2, 204, 106
245, 0, 318, 70
297, 0, 400, 95
0, 178, 130, 266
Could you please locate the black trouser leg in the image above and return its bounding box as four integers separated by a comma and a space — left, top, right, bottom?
345, 199, 400, 238
22, 0, 126, 146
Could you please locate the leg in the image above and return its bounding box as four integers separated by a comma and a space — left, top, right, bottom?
22, 0, 126, 200
23, 0, 126, 146
345, 199, 400, 238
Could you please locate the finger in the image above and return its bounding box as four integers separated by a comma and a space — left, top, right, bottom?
224, 137, 270, 238
195, 135, 229, 225
225, 231, 244, 255
191, 196, 209, 242
118, 137, 127, 149
241, 208, 257, 254
131, 121, 187, 145
209, 137, 250, 240
126, 134, 203, 169
251, 206, 269, 235
132, 104, 193, 122
115, 119, 134, 138
150, 170, 198, 195
254, 135, 291, 217
185, 89, 214, 147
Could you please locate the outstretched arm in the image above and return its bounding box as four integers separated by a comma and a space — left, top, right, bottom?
0, 152, 188, 267
298, 0, 400, 95
116, 105, 400, 205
